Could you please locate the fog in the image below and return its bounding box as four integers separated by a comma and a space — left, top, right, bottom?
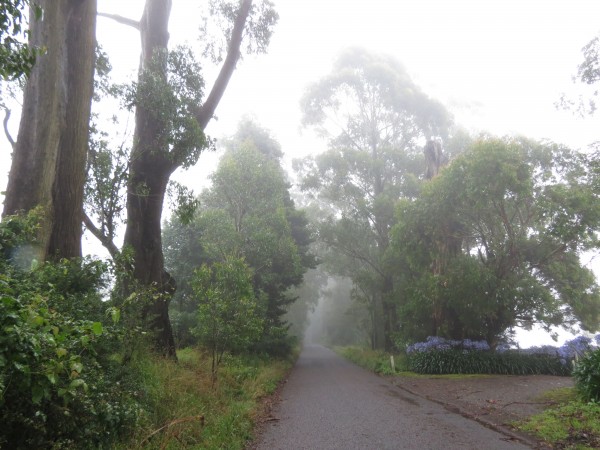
1, 1, 599, 349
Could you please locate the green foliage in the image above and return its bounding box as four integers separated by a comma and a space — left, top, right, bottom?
199, 0, 279, 63
127, 348, 292, 449
0, 215, 142, 448
192, 257, 263, 382
296, 47, 455, 350
558, 33, 600, 117
337, 346, 407, 374
165, 120, 315, 356
518, 401, 600, 449
0, 0, 41, 79
573, 348, 600, 403
390, 137, 600, 345
407, 350, 571, 376
126, 45, 213, 168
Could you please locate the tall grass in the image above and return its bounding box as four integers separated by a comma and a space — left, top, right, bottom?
119, 347, 293, 449
335, 346, 408, 374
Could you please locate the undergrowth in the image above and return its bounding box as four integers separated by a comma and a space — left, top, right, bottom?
121, 347, 293, 449
518, 401, 600, 450
335, 346, 407, 374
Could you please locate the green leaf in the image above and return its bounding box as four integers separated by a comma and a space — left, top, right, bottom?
56, 347, 67, 358
108, 307, 120, 324
31, 385, 45, 404
46, 373, 57, 385
91, 322, 103, 336
69, 378, 86, 390
70, 361, 83, 374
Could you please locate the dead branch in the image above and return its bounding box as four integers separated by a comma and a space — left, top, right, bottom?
139, 415, 205, 448
2, 107, 15, 149
97, 12, 140, 30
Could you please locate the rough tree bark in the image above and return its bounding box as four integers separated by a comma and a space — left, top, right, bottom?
3, 0, 97, 260
123, 0, 253, 356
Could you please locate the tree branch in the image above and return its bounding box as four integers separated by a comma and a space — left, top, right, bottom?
195, 0, 252, 130
82, 212, 120, 259
2, 107, 15, 149
97, 12, 140, 30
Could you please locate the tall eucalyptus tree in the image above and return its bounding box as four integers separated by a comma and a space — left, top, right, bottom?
3, 0, 97, 260
96, 1, 278, 355
296, 48, 452, 349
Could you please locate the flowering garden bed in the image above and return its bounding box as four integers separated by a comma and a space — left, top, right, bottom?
405, 335, 600, 376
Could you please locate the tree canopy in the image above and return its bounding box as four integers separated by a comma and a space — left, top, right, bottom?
389, 137, 600, 346
295, 48, 453, 349
164, 119, 315, 354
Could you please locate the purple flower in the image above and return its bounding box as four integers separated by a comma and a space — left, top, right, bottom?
406, 336, 490, 354
560, 336, 592, 359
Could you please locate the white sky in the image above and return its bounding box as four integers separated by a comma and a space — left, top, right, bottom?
1, 0, 599, 346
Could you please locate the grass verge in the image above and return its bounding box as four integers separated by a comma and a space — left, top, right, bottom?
334, 346, 408, 374
517, 388, 600, 450
335, 346, 490, 380
120, 347, 294, 449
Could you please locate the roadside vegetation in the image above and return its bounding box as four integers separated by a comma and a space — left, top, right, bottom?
1, 1, 600, 447
336, 347, 408, 375
517, 346, 600, 449
122, 348, 294, 449
519, 400, 600, 450
0, 214, 295, 449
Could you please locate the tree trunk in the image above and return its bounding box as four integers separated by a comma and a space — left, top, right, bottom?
123, 0, 176, 357
123, 0, 252, 356
3, 0, 97, 260
49, 1, 97, 258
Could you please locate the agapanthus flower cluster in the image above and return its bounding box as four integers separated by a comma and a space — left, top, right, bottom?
406, 334, 599, 359
516, 336, 598, 366
558, 336, 593, 360
406, 336, 490, 354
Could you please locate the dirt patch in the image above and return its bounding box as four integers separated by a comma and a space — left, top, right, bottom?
389, 374, 574, 448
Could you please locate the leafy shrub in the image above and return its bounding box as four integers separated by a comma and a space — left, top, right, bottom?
0, 215, 142, 448
573, 347, 600, 402
408, 348, 570, 375
405, 335, 600, 375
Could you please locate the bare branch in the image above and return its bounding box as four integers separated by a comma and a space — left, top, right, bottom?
82, 212, 120, 259
195, 0, 252, 129
2, 107, 15, 149
97, 12, 140, 30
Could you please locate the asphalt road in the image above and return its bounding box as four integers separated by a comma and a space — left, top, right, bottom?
255, 345, 530, 450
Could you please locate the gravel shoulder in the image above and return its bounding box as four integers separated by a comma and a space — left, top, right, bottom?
388, 373, 574, 446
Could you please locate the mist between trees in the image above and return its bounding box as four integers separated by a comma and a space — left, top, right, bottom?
0, 1, 599, 447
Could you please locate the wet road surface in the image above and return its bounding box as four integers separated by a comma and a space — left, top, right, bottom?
255, 345, 530, 449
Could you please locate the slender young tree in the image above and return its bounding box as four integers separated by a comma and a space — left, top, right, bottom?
2, 0, 97, 261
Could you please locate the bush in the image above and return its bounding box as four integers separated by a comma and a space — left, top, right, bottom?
407, 349, 570, 375
573, 347, 600, 402
0, 215, 142, 448
404, 335, 599, 376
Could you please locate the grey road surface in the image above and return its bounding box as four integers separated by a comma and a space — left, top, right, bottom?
255, 345, 530, 450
